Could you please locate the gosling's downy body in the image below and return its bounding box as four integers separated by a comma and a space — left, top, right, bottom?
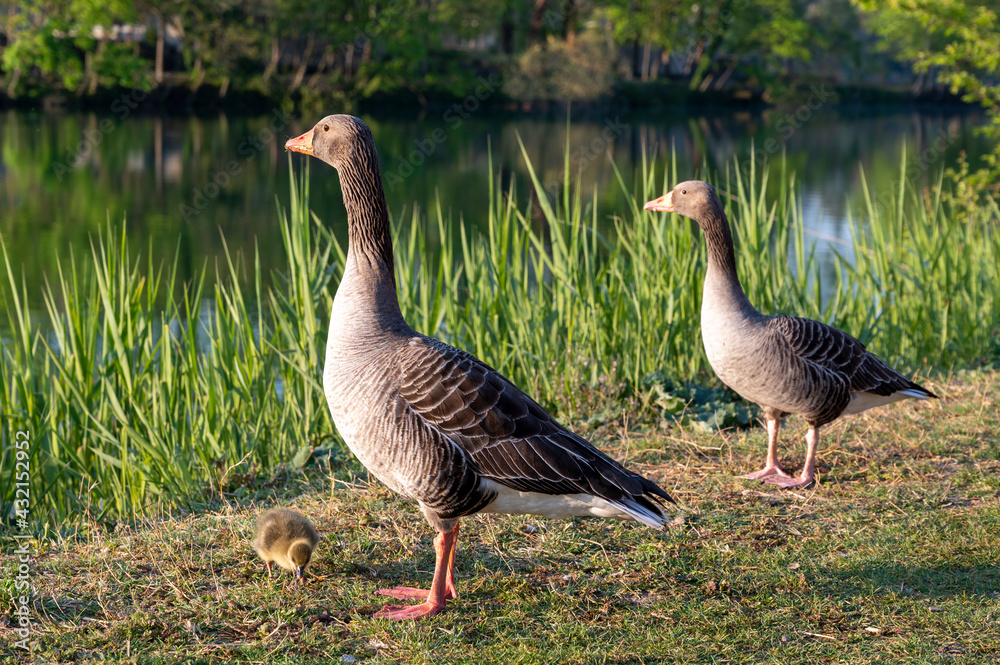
253, 508, 321, 583
285, 115, 673, 620
644, 181, 937, 488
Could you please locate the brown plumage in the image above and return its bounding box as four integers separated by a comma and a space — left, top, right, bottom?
252, 508, 320, 583
285, 115, 673, 620
644, 180, 937, 488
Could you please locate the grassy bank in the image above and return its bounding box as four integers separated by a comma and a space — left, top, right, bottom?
2, 370, 996, 663
1, 151, 999, 528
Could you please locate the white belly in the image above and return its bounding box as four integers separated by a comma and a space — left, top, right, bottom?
478, 479, 635, 521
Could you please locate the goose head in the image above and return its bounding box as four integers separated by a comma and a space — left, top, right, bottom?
643, 180, 724, 227
285, 114, 374, 169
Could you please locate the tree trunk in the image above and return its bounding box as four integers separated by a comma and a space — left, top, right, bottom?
564, 0, 576, 50
713, 58, 738, 90
344, 40, 355, 81
7, 66, 20, 97
501, 17, 514, 54
529, 0, 549, 45
659, 50, 670, 79
155, 11, 164, 83
685, 40, 703, 77
690, 30, 724, 91
263, 37, 280, 83
191, 53, 204, 91
76, 50, 91, 96
289, 32, 315, 91
307, 47, 333, 90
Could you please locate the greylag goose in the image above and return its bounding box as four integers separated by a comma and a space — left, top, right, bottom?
253, 508, 321, 584
285, 115, 672, 621
644, 181, 937, 489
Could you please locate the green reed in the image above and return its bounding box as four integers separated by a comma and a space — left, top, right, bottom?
2, 150, 998, 529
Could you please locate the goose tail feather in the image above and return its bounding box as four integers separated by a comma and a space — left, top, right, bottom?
616, 485, 674, 529
900, 387, 936, 400
616, 498, 669, 529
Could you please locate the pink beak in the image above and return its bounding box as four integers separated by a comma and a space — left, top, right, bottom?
285, 130, 314, 155
643, 191, 674, 212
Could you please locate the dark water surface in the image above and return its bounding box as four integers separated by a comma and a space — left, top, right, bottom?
0, 105, 987, 311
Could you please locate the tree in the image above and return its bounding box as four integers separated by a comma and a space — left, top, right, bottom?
600, 0, 686, 81
598, 0, 815, 90
682, 0, 814, 91
853, 0, 1000, 185
1, 0, 153, 95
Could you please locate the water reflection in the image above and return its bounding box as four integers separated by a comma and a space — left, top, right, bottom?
0, 106, 987, 311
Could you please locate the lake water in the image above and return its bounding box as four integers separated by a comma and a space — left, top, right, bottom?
0, 105, 988, 313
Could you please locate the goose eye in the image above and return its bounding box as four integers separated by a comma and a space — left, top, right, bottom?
323, 124, 330, 131
681, 189, 687, 195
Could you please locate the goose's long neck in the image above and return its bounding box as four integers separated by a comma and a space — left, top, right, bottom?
334, 144, 406, 332
699, 208, 758, 318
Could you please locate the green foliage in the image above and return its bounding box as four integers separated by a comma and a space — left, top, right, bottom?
0, 0, 865, 104
644, 373, 753, 433
854, 0, 1000, 187
0, 0, 153, 94
172, 0, 265, 88
602, 0, 679, 45
596, 0, 816, 90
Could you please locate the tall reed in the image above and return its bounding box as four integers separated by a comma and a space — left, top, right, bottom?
0, 165, 336, 530
1, 151, 997, 529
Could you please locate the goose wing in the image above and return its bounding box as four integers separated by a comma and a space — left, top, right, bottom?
395, 336, 673, 508
768, 315, 930, 397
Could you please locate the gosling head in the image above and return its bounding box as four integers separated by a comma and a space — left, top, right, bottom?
288, 539, 315, 585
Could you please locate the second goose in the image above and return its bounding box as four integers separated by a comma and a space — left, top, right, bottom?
645, 181, 936, 488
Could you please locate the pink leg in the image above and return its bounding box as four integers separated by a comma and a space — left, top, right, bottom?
741, 416, 793, 481
374, 524, 459, 620
764, 426, 819, 488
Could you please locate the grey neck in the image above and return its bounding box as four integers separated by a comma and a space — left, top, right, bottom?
334, 144, 406, 329
699, 205, 758, 316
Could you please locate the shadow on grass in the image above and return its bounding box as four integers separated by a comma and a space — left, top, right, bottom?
820, 561, 1000, 600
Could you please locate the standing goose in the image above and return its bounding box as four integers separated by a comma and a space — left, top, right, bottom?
644, 181, 937, 489
285, 115, 672, 621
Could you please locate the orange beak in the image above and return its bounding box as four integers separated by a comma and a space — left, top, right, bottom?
643, 191, 674, 212
285, 130, 314, 155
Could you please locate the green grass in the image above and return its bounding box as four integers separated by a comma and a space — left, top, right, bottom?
1, 150, 999, 528
2, 371, 996, 663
